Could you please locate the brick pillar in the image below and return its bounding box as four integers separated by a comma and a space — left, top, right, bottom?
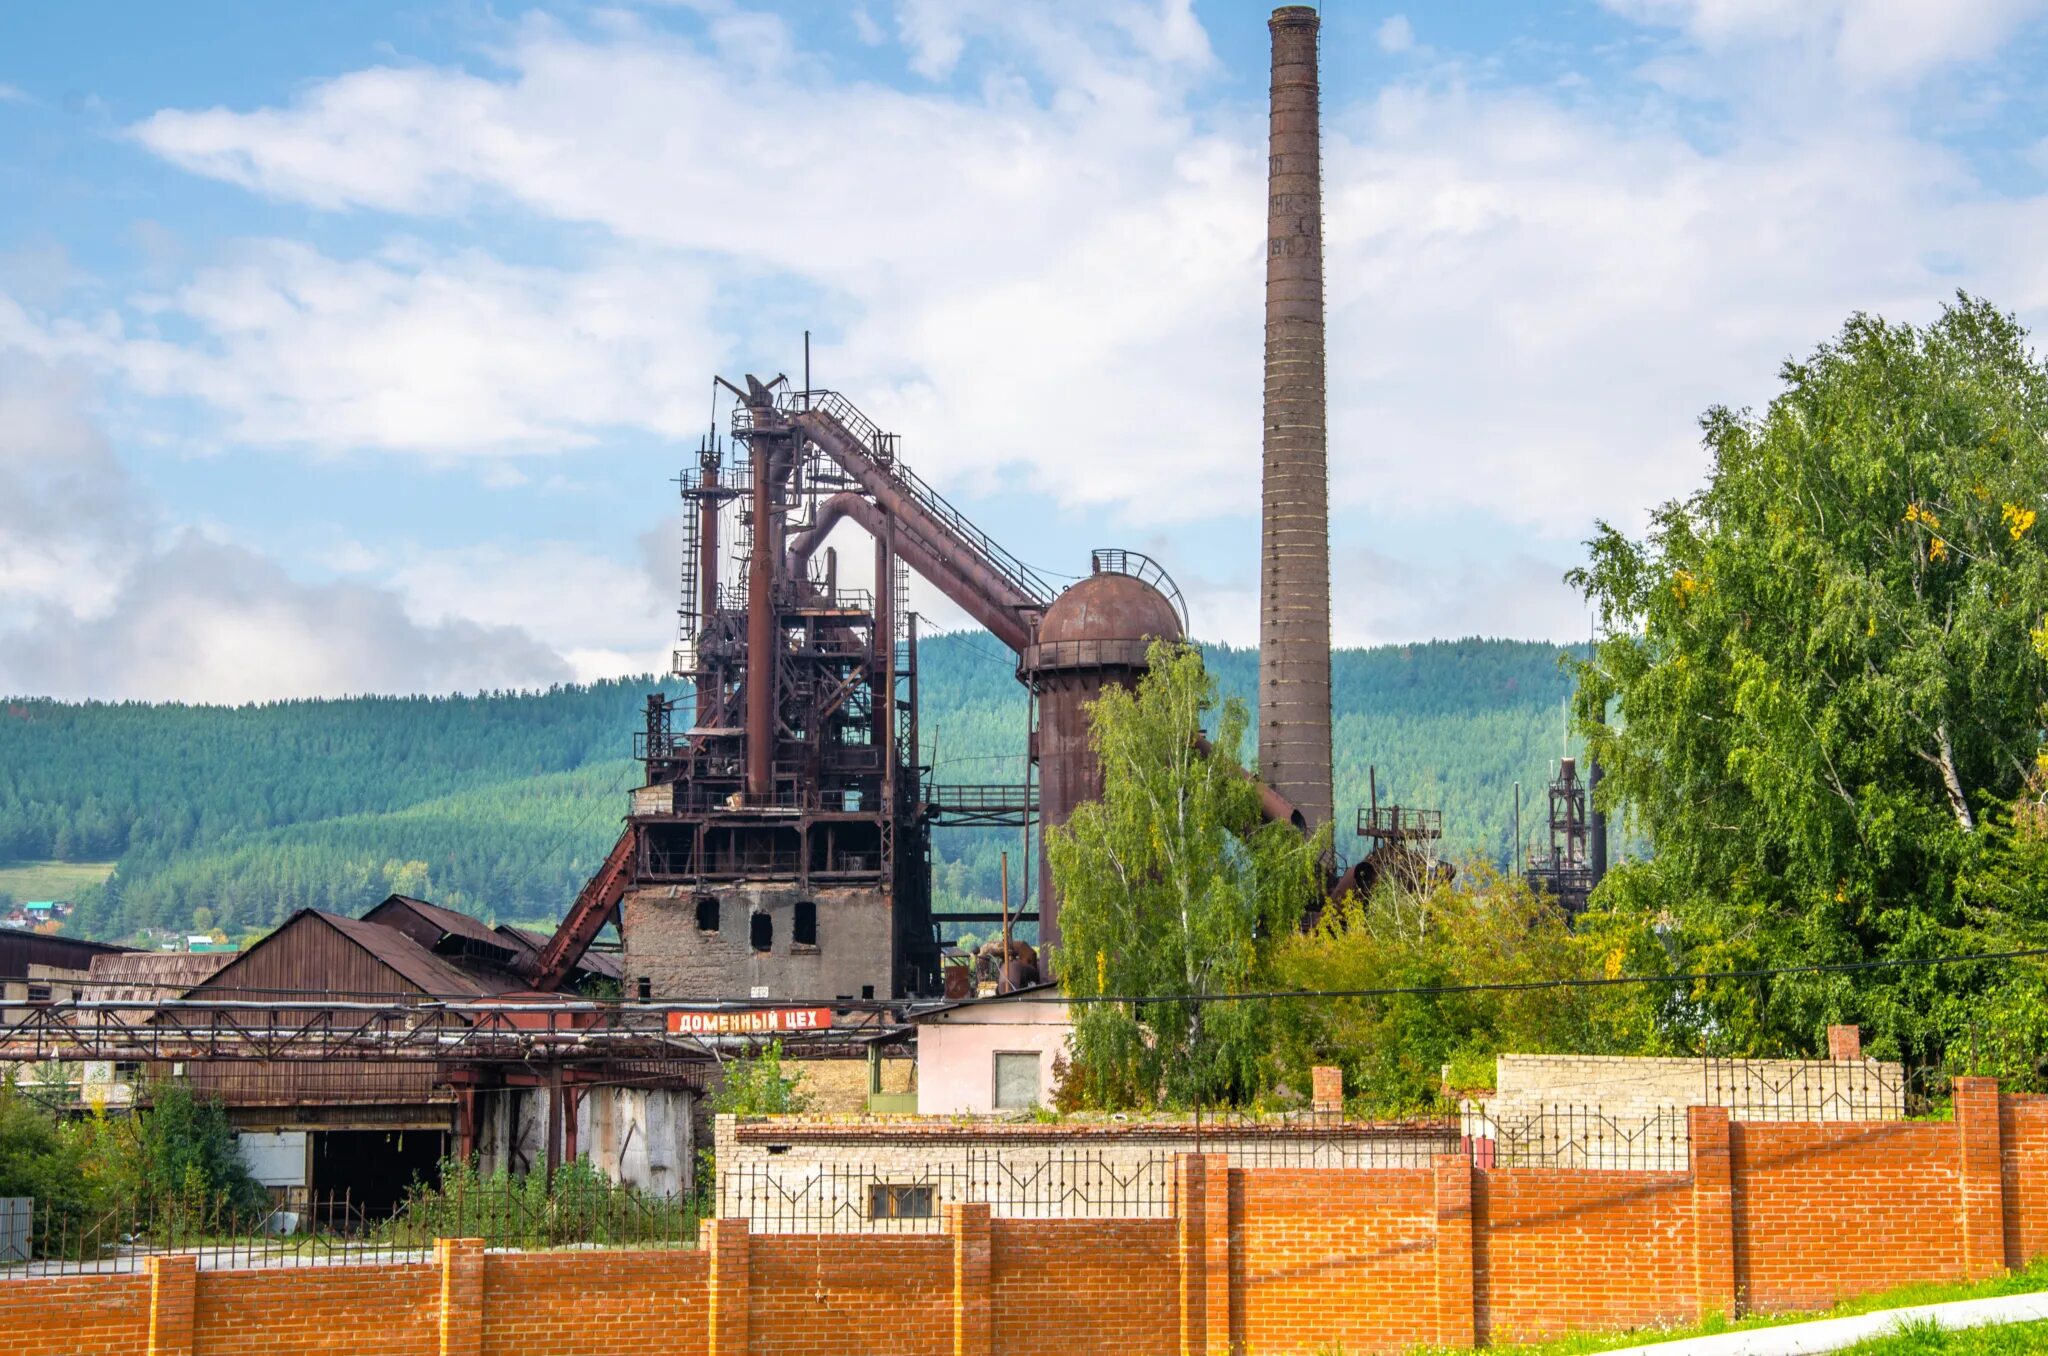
1433, 1153, 1476, 1349
1688, 1106, 1737, 1320
1175, 1153, 1231, 1356
1311, 1066, 1343, 1114
1827, 1025, 1862, 1061
145, 1253, 197, 1356
1955, 1076, 2006, 1278
436, 1238, 484, 1356
947, 1203, 993, 1356
708, 1216, 752, 1356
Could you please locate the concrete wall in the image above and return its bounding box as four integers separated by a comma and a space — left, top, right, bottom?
622, 883, 894, 1002
10, 1085, 2048, 1356
477, 1086, 696, 1195
916, 1003, 1072, 1115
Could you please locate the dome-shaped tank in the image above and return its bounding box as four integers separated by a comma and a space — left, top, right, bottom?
1033, 570, 1184, 653
1022, 551, 1186, 955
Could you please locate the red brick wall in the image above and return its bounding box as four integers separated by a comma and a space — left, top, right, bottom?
0, 1273, 149, 1356
1228, 1167, 1439, 1355
482, 1249, 710, 1356
192, 1265, 438, 1356
2002, 1095, 2048, 1269
988, 1218, 1176, 1356
1733, 1120, 1962, 1312
1473, 1169, 1693, 1344
20, 1092, 2048, 1356
748, 1233, 950, 1356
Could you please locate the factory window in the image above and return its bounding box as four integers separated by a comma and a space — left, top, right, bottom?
750, 911, 773, 952
993, 1052, 1042, 1111
792, 900, 818, 947
24, 983, 50, 1005
695, 895, 720, 932
861, 985, 874, 1001
867, 1183, 935, 1220
636, 977, 652, 1003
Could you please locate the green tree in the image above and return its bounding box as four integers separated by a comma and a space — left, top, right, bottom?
1570, 295, 2048, 1066
1269, 865, 1659, 1114
708, 1040, 811, 1116
1048, 642, 1327, 1108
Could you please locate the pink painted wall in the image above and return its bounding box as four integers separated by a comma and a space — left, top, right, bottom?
916, 1000, 1073, 1114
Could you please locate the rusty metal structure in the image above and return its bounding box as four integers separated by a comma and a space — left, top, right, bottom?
530, 378, 1186, 1000
1345, 767, 1453, 900
1259, 5, 1335, 837
1525, 756, 1600, 917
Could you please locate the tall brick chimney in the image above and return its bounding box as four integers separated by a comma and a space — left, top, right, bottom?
1259, 5, 1335, 833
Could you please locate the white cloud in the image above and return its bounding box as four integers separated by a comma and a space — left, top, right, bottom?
114, 241, 721, 456
68, 0, 2048, 671
0, 345, 575, 701
1376, 16, 1416, 55
1600, 0, 2046, 84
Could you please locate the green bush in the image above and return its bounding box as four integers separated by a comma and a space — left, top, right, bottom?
380, 1157, 699, 1249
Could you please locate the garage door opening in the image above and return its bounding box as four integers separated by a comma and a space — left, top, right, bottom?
310, 1129, 447, 1220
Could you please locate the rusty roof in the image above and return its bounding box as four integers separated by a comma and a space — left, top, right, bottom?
496, 924, 624, 982
87, 951, 234, 1004
362, 894, 512, 951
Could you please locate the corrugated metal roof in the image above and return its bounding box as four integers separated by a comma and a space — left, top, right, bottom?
0, 931, 132, 982
496, 925, 624, 981
87, 951, 234, 1004
364, 894, 509, 950
318, 914, 502, 997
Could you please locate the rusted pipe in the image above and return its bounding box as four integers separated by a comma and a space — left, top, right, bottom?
745, 427, 781, 802
1195, 734, 1308, 832
698, 457, 721, 626
787, 491, 1033, 652
793, 410, 1042, 647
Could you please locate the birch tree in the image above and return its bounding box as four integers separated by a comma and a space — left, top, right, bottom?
1048, 642, 1326, 1108
1570, 295, 2048, 1063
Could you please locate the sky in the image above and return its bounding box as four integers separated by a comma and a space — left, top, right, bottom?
4, 0, 2048, 703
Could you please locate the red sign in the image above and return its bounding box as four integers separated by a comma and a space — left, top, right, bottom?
667, 1007, 834, 1036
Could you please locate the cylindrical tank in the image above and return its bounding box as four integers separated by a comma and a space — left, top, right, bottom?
1021, 565, 1185, 955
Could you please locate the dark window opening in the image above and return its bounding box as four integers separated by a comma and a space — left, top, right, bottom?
636, 976, 653, 1003
25, 984, 51, 1004
695, 895, 720, 932
750, 911, 773, 952
867, 1183, 935, 1219
861, 984, 875, 1001
793, 900, 818, 947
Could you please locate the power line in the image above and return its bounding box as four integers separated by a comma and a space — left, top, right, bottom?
27, 942, 2048, 1009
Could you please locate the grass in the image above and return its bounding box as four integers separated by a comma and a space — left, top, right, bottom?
0, 859, 115, 903
1405, 1257, 2048, 1354
1837, 1317, 2048, 1352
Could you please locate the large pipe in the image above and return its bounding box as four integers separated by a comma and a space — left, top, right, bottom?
697, 455, 721, 634
744, 426, 782, 802
1589, 754, 1608, 883
786, 490, 1035, 653
793, 409, 1044, 646
1258, 5, 1334, 833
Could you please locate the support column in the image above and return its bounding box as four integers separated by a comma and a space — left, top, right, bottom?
709, 1216, 752, 1356
947, 1203, 993, 1356
1175, 1153, 1231, 1356
1689, 1106, 1737, 1320
436, 1238, 484, 1356
145, 1253, 197, 1356
1433, 1153, 1476, 1349
1955, 1076, 2006, 1278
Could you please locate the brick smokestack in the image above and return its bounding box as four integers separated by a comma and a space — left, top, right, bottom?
1260, 5, 1334, 832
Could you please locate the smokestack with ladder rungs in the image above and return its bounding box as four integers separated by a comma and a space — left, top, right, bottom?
1259, 5, 1334, 834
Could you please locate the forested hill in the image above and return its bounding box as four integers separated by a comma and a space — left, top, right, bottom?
0, 636, 1586, 944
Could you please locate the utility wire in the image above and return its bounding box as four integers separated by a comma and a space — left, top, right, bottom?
26, 942, 2048, 1009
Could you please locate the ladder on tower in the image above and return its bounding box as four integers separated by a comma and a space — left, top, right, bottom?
675, 468, 702, 675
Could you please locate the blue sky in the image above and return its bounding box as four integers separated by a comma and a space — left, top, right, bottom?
4, 0, 2048, 701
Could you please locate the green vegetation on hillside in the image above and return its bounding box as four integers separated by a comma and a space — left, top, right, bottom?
0, 859, 115, 906
2, 637, 1587, 942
